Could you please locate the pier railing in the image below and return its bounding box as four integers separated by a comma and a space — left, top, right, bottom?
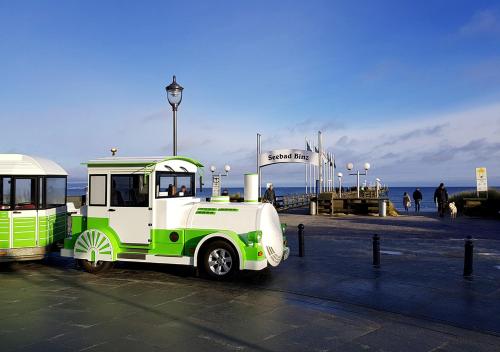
276, 194, 312, 211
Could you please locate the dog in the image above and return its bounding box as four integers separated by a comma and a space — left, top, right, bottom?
449, 202, 457, 219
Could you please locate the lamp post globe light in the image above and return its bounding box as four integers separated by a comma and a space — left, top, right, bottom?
346, 162, 371, 198
165, 75, 184, 156
224, 164, 231, 173
210, 165, 216, 173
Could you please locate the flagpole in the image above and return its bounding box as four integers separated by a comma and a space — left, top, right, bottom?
305, 138, 308, 194
313, 143, 316, 194
332, 153, 335, 193
327, 152, 330, 191
329, 152, 332, 192
257, 133, 261, 199
309, 142, 314, 193
318, 131, 322, 194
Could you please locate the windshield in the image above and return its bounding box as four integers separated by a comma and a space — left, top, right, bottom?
156, 172, 195, 198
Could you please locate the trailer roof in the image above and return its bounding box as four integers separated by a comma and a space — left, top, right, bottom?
84, 156, 204, 168
0, 154, 68, 176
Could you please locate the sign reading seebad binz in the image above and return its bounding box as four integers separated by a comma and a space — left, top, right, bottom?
260, 149, 319, 167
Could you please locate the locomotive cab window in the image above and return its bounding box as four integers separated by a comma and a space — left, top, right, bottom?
156, 172, 195, 198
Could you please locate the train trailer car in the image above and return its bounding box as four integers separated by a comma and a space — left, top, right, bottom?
61, 156, 289, 279
0, 154, 68, 261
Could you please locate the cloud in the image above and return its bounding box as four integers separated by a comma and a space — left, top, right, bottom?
318, 103, 500, 186
420, 139, 500, 163
141, 110, 169, 123
460, 9, 500, 36
375, 123, 448, 149
285, 118, 346, 135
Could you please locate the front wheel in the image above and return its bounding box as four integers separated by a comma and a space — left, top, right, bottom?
202, 240, 239, 280
78, 259, 113, 274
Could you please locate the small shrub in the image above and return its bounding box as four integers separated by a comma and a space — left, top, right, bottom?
387, 200, 399, 216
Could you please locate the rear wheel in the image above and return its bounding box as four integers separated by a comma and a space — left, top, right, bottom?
201, 240, 239, 280
78, 259, 113, 274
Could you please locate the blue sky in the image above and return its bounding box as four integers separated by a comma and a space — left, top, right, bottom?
1, 1, 499, 187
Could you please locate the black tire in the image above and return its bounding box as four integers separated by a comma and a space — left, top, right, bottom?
78, 259, 113, 274
201, 240, 239, 280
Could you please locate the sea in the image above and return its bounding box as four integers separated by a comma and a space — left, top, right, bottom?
67, 182, 492, 213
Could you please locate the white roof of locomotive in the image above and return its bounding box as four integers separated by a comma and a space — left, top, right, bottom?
84, 156, 203, 172
0, 154, 67, 176
86, 156, 167, 165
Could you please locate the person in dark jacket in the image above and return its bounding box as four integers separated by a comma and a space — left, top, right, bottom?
263, 183, 276, 206
433, 183, 448, 217
413, 188, 423, 213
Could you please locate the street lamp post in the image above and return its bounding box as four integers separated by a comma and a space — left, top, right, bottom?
346, 162, 371, 198
337, 172, 343, 198
210, 164, 231, 197
165, 75, 184, 156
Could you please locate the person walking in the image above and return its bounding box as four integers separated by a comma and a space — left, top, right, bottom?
403, 192, 411, 214
413, 188, 423, 213
433, 183, 449, 218
263, 183, 276, 206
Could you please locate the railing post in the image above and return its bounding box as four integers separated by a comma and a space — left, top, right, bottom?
298, 224, 305, 257
463, 236, 473, 277
373, 234, 380, 268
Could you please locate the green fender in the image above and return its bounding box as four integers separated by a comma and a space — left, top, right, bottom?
71, 217, 122, 261
193, 230, 248, 270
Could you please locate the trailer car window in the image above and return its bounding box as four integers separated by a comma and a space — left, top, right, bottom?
46, 177, 66, 208
15, 178, 36, 210
0, 177, 12, 210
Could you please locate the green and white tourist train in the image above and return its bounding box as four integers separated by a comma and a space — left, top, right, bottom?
0, 154, 67, 261
61, 155, 289, 279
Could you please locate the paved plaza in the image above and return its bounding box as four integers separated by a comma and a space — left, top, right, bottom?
1, 212, 500, 351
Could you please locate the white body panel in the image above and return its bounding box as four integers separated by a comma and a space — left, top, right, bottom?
153, 197, 200, 229
109, 207, 151, 244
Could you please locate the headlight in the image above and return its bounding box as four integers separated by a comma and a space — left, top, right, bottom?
281, 223, 287, 235
248, 231, 262, 244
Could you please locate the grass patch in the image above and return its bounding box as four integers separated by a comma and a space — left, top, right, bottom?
449, 188, 500, 218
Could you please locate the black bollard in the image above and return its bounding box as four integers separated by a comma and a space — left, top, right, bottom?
298, 224, 305, 257
373, 234, 380, 268
463, 236, 474, 277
